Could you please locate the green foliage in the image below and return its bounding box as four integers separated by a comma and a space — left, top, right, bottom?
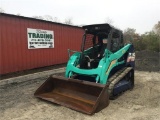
124, 23, 160, 52
132, 38, 145, 51
132, 31, 160, 52
141, 32, 160, 52
123, 28, 136, 43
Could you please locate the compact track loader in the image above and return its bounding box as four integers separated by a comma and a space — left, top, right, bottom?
34, 24, 135, 115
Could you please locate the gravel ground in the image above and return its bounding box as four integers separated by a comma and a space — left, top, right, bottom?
135, 50, 160, 72
0, 64, 66, 80
0, 71, 160, 120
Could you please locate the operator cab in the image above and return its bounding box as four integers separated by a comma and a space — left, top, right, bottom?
80, 24, 124, 69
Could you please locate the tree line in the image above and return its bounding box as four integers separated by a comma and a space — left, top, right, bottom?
123, 21, 160, 52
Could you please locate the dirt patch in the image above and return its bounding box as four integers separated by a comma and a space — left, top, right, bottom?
0, 71, 160, 120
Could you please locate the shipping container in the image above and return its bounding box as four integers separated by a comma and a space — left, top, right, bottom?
0, 13, 84, 74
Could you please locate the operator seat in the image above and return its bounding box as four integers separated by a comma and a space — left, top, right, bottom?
97, 38, 108, 59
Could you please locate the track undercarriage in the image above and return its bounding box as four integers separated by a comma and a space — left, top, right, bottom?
108, 67, 134, 99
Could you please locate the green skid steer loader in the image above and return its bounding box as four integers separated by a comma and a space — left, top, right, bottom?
34, 24, 135, 115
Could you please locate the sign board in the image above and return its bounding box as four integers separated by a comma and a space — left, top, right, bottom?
27, 28, 54, 49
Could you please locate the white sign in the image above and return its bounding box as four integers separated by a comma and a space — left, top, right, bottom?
27, 28, 54, 49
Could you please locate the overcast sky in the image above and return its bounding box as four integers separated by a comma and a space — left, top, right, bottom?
1, 0, 160, 34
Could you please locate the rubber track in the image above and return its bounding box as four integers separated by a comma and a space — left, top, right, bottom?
108, 67, 133, 97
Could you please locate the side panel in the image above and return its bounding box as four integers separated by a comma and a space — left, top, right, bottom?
0, 14, 84, 74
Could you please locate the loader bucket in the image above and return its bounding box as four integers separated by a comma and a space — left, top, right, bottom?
34, 76, 109, 114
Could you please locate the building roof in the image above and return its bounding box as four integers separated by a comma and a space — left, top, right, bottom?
0, 13, 82, 29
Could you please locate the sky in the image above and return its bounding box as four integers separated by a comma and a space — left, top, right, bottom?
0, 0, 160, 34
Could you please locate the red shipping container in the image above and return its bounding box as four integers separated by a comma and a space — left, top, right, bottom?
0, 13, 84, 74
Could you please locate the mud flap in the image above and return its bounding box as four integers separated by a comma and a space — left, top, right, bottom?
34, 76, 109, 115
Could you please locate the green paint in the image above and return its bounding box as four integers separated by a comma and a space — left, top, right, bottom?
33, 33, 36, 38
65, 44, 131, 84
28, 33, 32, 38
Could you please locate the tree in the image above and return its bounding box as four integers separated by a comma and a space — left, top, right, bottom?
32, 15, 60, 22
124, 28, 136, 36
32, 15, 44, 20
52, 17, 60, 22
123, 28, 137, 43
64, 17, 73, 25
153, 21, 160, 35
43, 15, 53, 21
141, 32, 160, 52
104, 17, 114, 25
123, 28, 146, 51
